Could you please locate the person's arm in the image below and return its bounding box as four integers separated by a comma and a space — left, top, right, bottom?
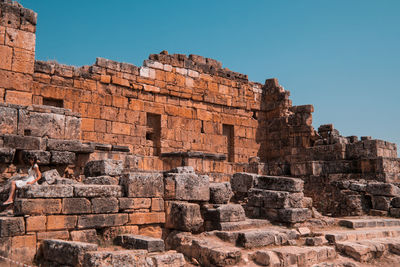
27, 165, 41, 185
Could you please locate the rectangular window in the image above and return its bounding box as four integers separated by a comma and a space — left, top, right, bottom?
43, 98, 64, 108
146, 113, 161, 156
223, 124, 234, 162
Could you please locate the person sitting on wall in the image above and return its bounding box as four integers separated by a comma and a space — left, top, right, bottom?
2, 155, 41, 205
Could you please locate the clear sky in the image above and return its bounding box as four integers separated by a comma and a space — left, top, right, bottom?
20, 0, 400, 149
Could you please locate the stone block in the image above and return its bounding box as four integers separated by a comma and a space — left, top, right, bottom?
390, 208, 400, 218
3, 134, 46, 150
148, 252, 186, 267
41, 169, 61, 185
84, 159, 123, 177
17, 185, 73, 198
51, 151, 76, 165
191, 239, 242, 266
21, 150, 51, 165
101, 225, 139, 240
119, 198, 151, 210
42, 239, 98, 266
151, 198, 164, 211
114, 234, 165, 252
391, 197, 400, 208
91, 197, 118, 213
47, 215, 77, 230
0, 105, 17, 135
47, 139, 93, 153
25, 216, 46, 232
251, 250, 280, 267
0, 217, 25, 237
164, 173, 209, 201
366, 182, 400, 197
248, 189, 304, 209
77, 214, 128, 229
203, 204, 245, 223
83, 176, 119, 185
0, 148, 15, 163
62, 198, 91, 214
73, 185, 122, 197
70, 229, 98, 243
209, 182, 233, 204
277, 208, 311, 223
165, 201, 203, 232
121, 172, 163, 198
65, 115, 81, 140
17, 110, 65, 139
371, 195, 392, 211
231, 172, 257, 193
83, 250, 148, 267
10, 234, 37, 264
139, 225, 163, 239
128, 212, 165, 225
14, 199, 62, 215
37, 230, 70, 241
256, 175, 304, 192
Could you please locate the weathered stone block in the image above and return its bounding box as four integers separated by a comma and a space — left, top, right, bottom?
114, 234, 165, 252
77, 214, 128, 229
65, 115, 81, 140
83, 176, 119, 185
21, 150, 50, 165
42, 239, 98, 266
41, 169, 61, 185
390, 208, 400, 218
51, 151, 76, 165
148, 252, 186, 267
37, 230, 70, 241
371, 195, 392, 211
47, 139, 93, 153
165, 201, 203, 232
91, 197, 118, 213
151, 198, 164, 211
3, 134, 46, 150
17, 110, 65, 139
25, 216, 46, 232
62, 198, 91, 214
121, 172, 163, 198
101, 225, 139, 240
251, 250, 280, 267
0, 105, 17, 135
0, 217, 25, 237
391, 197, 400, 208
366, 182, 400, 197
47, 215, 77, 230
119, 198, 151, 210
256, 175, 304, 192
83, 250, 148, 267
14, 199, 61, 215
164, 173, 209, 201
0, 148, 15, 163
10, 234, 37, 264
209, 182, 233, 204
17, 185, 73, 198
203, 204, 245, 223
128, 212, 165, 225
73, 185, 122, 197
248, 188, 304, 209
70, 229, 98, 243
231, 172, 257, 193
84, 159, 123, 177
277, 208, 311, 223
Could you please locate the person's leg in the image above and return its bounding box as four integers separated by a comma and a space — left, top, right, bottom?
3, 181, 16, 204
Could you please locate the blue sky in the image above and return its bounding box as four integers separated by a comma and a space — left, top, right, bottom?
20, 0, 400, 149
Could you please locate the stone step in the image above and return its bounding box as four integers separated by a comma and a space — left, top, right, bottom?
213, 227, 299, 248
336, 237, 400, 262
206, 218, 272, 231
114, 234, 165, 252
320, 227, 400, 244
250, 246, 336, 267
338, 218, 400, 229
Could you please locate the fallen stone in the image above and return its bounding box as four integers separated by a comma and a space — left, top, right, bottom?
237, 230, 279, 248
147, 251, 186, 267
42, 239, 98, 266
164, 172, 209, 201
84, 159, 123, 177
209, 182, 233, 204
121, 172, 163, 198
256, 175, 304, 192
306, 236, 327, 246
73, 185, 122, 197
297, 227, 311, 237
41, 169, 61, 185
165, 201, 203, 232
251, 250, 281, 267
203, 204, 245, 223
17, 185, 73, 198
366, 182, 400, 197
114, 234, 165, 252
83, 176, 119, 185
191, 239, 242, 266
0, 217, 25, 237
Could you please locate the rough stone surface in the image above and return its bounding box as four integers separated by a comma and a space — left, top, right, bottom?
42, 239, 98, 266
21, 150, 50, 165
209, 182, 233, 204
114, 234, 165, 252
51, 151, 76, 165
14, 198, 61, 215
83, 176, 119, 185
83, 250, 148, 267
70, 229, 98, 243
366, 182, 400, 197
231, 172, 257, 193
91, 197, 118, 213
63, 198, 91, 214
73, 185, 122, 197
121, 172, 163, 198
0, 148, 15, 163
17, 185, 73, 198
165, 201, 203, 232
164, 172, 209, 201
84, 159, 123, 177
41, 169, 61, 185
77, 214, 128, 229
256, 175, 304, 192
278, 208, 312, 223
203, 204, 246, 223
0, 217, 25, 237
248, 188, 304, 209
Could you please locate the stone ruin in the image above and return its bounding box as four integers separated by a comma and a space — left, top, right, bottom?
1, 1, 400, 266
